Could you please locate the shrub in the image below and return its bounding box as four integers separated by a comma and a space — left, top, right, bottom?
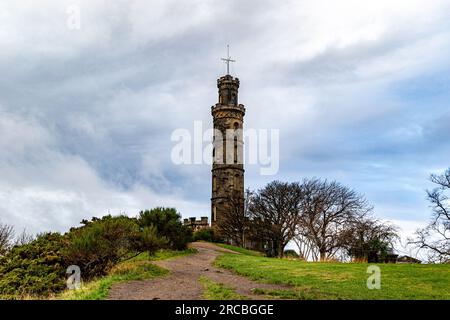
64, 215, 143, 279
0, 210, 184, 298
138, 208, 192, 250
193, 228, 215, 242
0, 233, 67, 298
139, 225, 169, 256
283, 250, 300, 259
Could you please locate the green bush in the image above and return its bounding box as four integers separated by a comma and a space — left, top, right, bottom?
283, 250, 300, 258
138, 208, 192, 250
0, 233, 67, 298
64, 215, 143, 280
193, 228, 215, 242
0, 209, 186, 298
139, 225, 169, 256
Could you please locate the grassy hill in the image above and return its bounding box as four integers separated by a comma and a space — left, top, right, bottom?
214, 245, 450, 300
215, 243, 264, 256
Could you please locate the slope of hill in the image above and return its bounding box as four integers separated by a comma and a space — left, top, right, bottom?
215, 252, 450, 300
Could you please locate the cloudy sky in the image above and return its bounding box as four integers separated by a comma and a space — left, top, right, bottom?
1, 1, 450, 252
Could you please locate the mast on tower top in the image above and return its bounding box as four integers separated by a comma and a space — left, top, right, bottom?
221, 44, 235, 75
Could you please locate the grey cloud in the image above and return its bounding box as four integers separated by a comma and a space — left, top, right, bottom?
0, 0, 449, 241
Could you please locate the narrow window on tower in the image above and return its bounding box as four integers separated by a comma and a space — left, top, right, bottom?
223, 139, 226, 164
213, 206, 217, 221
234, 136, 238, 164
212, 176, 217, 191
212, 134, 216, 162
231, 92, 236, 104
233, 122, 239, 164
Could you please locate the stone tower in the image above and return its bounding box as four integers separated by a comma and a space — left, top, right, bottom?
211, 74, 245, 227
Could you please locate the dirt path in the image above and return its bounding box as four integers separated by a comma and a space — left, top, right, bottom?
107, 242, 289, 300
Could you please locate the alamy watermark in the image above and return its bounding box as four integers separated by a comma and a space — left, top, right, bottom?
66, 265, 81, 290
171, 121, 280, 175
366, 265, 381, 290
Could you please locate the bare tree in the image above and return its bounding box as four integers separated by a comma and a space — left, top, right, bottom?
292, 234, 319, 261
340, 217, 399, 262
409, 168, 450, 263
249, 181, 302, 258
14, 229, 34, 247
217, 189, 252, 247
296, 178, 372, 261
0, 223, 14, 256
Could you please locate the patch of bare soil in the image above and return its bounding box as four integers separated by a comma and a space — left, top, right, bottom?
107, 242, 290, 300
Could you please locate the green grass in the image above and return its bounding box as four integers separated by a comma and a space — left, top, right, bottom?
58, 249, 197, 300
200, 277, 246, 300
215, 254, 450, 300
214, 243, 264, 256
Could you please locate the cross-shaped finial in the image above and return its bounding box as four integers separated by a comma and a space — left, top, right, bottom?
221, 44, 235, 75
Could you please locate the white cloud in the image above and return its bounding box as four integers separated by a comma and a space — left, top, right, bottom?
0, 107, 206, 234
